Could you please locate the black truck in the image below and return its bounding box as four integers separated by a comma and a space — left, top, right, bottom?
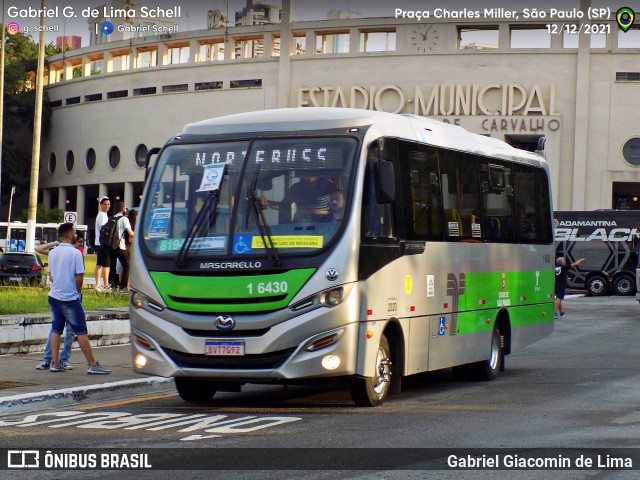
554, 210, 639, 296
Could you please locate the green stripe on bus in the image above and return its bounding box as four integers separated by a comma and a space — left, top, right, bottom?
454, 304, 553, 335
150, 268, 316, 313
462, 270, 554, 310
454, 269, 554, 334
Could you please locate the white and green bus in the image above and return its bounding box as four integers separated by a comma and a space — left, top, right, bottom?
130, 108, 555, 406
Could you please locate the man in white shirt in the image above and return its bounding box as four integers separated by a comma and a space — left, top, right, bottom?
48, 223, 110, 374
94, 196, 111, 291
109, 201, 134, 293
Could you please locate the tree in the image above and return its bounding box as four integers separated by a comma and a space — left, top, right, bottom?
18, 203, 63, 223
1, 31, 58, 205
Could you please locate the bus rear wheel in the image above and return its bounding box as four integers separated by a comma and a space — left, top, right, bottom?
175, 378, 218, 402
586, 275, 608, 296
350, 335, 392, 407
470, 328, 503, 381
613, 275, 635, 296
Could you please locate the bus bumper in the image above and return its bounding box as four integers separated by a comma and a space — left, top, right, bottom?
129, 306, 360, 382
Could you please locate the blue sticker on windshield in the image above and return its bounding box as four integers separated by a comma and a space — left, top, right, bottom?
233, 234, 253, 254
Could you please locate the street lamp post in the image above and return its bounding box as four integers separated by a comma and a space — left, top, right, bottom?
5, 185, 14, 250
0, 0, 7, 209
25, 0, 47, 253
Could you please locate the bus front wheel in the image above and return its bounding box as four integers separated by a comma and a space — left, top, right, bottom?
175, 378, 218, 402
350, 335, 392, 407
470, 328, 503, 381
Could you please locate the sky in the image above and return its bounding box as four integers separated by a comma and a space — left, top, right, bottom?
1, 0, 627, 46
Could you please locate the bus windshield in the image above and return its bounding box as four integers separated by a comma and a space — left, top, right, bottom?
140, 137, 357, 259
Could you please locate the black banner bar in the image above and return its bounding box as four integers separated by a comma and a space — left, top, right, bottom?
1, 448, 639, 470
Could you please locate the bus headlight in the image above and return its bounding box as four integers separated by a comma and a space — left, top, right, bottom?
131, 291, 165, 312
321, 288, 343, 307
290, 285, 350, 311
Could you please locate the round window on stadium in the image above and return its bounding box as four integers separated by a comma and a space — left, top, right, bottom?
622, 137, 640, 166
135, 144, 148, 168
109, 146, 121, 169
86, 148, 96, 171
65, 150, 75, 172
48, 153, 57, 174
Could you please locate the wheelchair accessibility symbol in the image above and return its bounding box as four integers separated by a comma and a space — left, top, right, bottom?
438, 317, 446, 336
233, 234, 253, 254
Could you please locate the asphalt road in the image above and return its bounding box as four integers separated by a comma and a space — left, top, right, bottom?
1, 296, 639, 479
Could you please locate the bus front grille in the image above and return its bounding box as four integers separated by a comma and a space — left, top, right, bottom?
182, 327, 271, 338
162, 347, 296, 370
168, 294, 288, 305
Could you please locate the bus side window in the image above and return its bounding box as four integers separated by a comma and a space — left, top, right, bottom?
399, 141, 442, 240
513, 165, 552, 243
481, 162, 516, 242
362, 142, 396, 240
439, 150, 481, 240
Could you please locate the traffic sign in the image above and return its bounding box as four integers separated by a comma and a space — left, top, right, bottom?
64, 211, 78, 224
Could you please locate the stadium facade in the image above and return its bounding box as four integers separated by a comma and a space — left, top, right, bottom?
39, 1, 640, 240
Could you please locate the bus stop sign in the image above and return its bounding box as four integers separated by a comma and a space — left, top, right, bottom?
64, 212, 78, 224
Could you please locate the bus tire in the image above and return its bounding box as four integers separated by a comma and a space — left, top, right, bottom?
586, 275, 608, 296
175, 378, 218, 402
613, 275, 635, 296
470, 328, 502, 381
350, 335, 392, 407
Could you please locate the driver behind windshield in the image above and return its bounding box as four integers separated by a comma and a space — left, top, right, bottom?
262, 173, 335, 223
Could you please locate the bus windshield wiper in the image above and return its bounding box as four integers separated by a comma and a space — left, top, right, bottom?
245, 166, 282, 266
176, 167, 226, 267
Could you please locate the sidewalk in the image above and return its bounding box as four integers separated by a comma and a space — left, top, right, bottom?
0, 305, 172, 414
0, 343, 172, 414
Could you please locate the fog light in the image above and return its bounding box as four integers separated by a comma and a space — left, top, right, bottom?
134, 354, 148, 368
321, 354, 341, 370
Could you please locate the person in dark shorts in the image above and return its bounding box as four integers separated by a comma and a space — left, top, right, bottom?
555, 256, 586, 318
94, 196, 111, 291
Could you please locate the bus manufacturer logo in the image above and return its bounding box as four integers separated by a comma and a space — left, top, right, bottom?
325, 268, 339, 281
214, 315, 235, 331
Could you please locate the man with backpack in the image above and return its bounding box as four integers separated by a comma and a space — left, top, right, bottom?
108, 202, 134, 293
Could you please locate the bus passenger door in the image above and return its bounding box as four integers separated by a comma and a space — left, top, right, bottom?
358, 138, 401, 280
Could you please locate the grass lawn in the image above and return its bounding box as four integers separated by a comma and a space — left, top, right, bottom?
38, 253, 97, 279
0, 287, 129, 315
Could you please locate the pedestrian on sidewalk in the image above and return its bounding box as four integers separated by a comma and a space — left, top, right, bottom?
109, 202, 134, 294
94, 196, 112, 291
34, 232, 87, 370
555, 256, 586, 319
47, 222, 111, 375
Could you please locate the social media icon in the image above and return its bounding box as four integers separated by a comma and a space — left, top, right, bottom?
616, 7, 635, 33
6, 22, 20, 35
101, 22, 115, 35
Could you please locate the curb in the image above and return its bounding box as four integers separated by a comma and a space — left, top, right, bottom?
0, 377, 174, 415
0, 309, 130, 355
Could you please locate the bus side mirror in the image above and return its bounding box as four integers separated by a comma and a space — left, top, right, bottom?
376, 159, 396, 204
144, 147, 162, 183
